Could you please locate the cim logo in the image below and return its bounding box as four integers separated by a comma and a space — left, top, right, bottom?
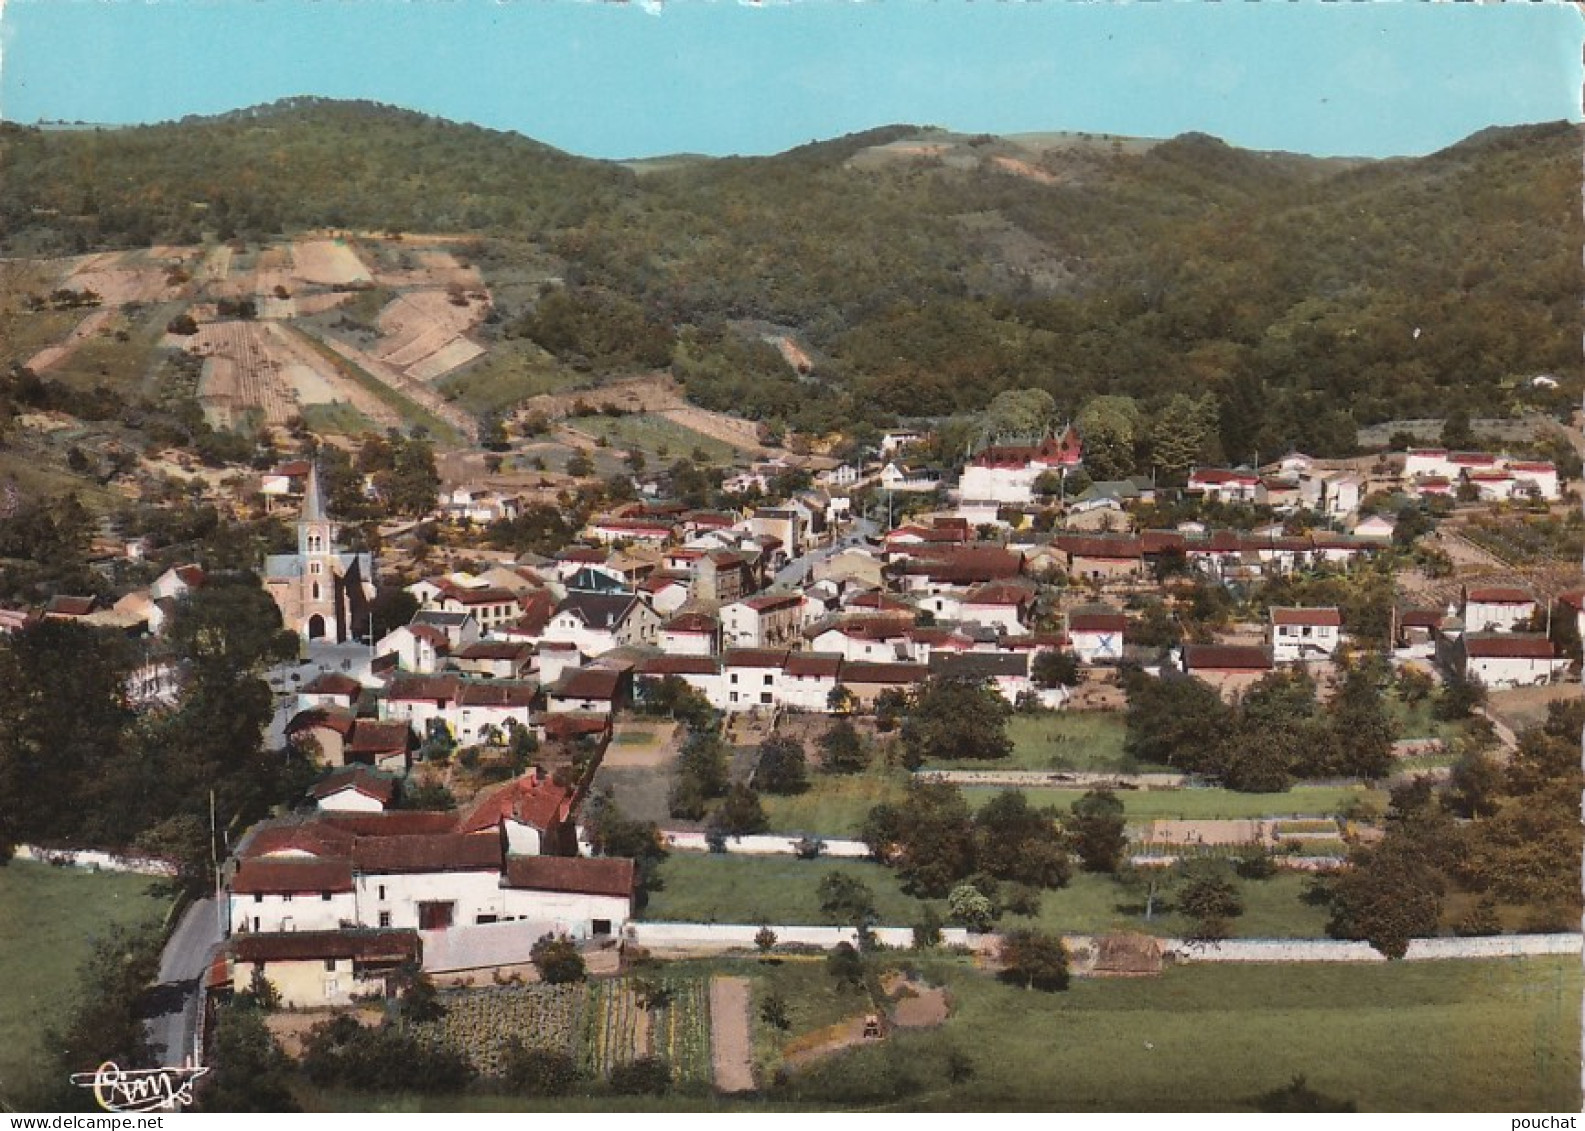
69, 1062, 208, 1112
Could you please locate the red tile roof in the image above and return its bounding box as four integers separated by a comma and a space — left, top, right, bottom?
287, 707, 358, 738
310, 767, 398, 804
233, 929, 420, 965
385, 675, 460, 703
503, 855, 635, 899
542, 713, 613, 741
457, 773, 571, 835
841, 662, 929, 685
1068, 608, 1127, 633
347, 720, 415, 755
663, 612, 719, 634
551, 666, 624, 700
302, 673, 363, 698
239, 822, 356, 860
457, 681, 538, 709
1270, 607, 1343, 627
785, 652, 843, 678
965, 581, 1036, 607
1183, 644, 1273, 671
1465, 587, 1534, 604
1464, 634, 1556, 660
351, 833, 503, 874
322, 812, 460, 837
741, 591, 803, 613
723, 648, 790, 669
903, 547, 1025, 583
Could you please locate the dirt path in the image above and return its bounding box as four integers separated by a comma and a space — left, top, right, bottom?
708, 976, 755, 1093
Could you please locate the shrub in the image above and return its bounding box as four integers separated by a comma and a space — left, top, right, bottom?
609, 1056, 671, 1095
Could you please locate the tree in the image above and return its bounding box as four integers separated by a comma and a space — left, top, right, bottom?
395, 963, 444, 1024
199, 1002, 300, 1113
754, 926, 778, 957
1077, 395, 1143, 481
973, 790, 1072, 888
947, 882, 996, 932
1067, 789, 1128, 873
1326, 839, 1444, 958
1440, 406, 1475, 451
760, 991, 792, 1031
982, 388, 1056, 438
901, 677, 1013, 766
825, 941, 867, 992
1031, 649, 1081, 689
862, 779, 977, 897
997, 929, 1071, 992
500, 1039, 581, 1096
818, 873, 878, 929
1175, 859, 1244, 939
755, 735, 808, 795
912, 903, 944, 949
1323, 665, 1396, 780
1435, 666, 1486, 720
1122, 672, 1231, 775
826, 683, 855, 714
1149, 392, 1222, 483
818, 717, 868, 774
530, 934, 587, 984
565, 451, 594, 478
710, 782, 768, 836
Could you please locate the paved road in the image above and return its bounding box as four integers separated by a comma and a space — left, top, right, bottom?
772, 518, 877, 589
144, 898, 222, 1068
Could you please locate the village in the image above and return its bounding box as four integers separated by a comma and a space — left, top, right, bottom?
5, 354, 1580, 1102
0, 71, 1580, 1107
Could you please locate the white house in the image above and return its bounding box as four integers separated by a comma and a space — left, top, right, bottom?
1187, 468, 1263, 504
1268, 607, 1343, 663
544, 592, 661, 657
956, 429, 1083, 505
1462, 587, 1537, 633
721, 591, 806, 649
879, 463, 943, 494
1299, 471, 1362, 518
779, 652, 844, 711
634, 655, 726, 710
959, 580, 1036, 636
1066, 605, 1126, 665
1460, 634, 1568, 690
310, 768, 397, 813
659, 612, 720, 656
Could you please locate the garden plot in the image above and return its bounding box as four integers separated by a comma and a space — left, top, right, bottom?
191, 321, 295, 427
57, 250, 179, 305
292, 238, 373, 286
372, 290, 488, 382
24, 308, 114, 371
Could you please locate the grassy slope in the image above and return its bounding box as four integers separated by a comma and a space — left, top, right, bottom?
0, 861, 171, 1100
927, 712, 1136, 772
302, 956, 1581, 1112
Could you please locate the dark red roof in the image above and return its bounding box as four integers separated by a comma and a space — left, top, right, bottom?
232, 856, 355, 894
1270, 607, 1343, 627
841, 661, 929, 685
785, 652, 843, 678
904, 547, 1025, 583
551, 666, 623, 700
239, 821, 356, 859
1069, 608, 1127, 632
302, 672, 363, 698
322, 812, 459, 837
233, 929, 419, 965
723, 648, 790, 669
1465, 587, 1534, 604
351, 833, 503, 874
502, 855, 635, 899
1465, 634, 1556, 660
1183, 644, 1273, 671
347, 720, 415, 755
663, 613, 719, 634
543, 713, 613, 741
1398, 609, 1443, 629
310, 767, 398, 804
385, 675, 460, 703
742, 591, 803, 613
454, 641, 534, 662
1054, 534, 1144, 561
966, 581, 1036, 606
287, 707, 357, 738
457, 681, 538, 709
44, 595, 96, 617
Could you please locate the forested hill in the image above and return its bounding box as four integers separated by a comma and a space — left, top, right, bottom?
1, 99, 1578, 451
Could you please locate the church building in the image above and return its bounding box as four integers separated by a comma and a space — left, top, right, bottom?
264, 465, 377, 642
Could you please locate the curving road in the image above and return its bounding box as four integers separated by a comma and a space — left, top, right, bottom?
144, 898, 222, 1068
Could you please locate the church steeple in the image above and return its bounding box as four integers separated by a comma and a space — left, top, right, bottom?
302, 462, 327, 523
297, 463, 335, 558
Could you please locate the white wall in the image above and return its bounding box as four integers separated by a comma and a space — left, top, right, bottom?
660, 832, 870, 858
1467, 654, 1569, 690
232, 890, 357, 934
355, 869, 506, 929
629, 922, 973, 951
317, 789, 385, 814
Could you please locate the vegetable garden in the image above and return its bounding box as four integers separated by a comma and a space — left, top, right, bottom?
418, 976, 712, 1087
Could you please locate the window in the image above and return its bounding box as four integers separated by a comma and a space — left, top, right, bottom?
378, 885, 386, 900
475, 914, 498, 925
763, 674, 773, 686
760, 692, 773, 705
254, 893, 262, 904
592, 919, 612, 937
321, 891, 332, 901
324, 959, 337, 972
729, 673, 738, 684
378, 911, 392, 928
281, 893, 293, 903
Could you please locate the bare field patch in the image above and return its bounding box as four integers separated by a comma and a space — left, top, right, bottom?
292, 238, 373, 286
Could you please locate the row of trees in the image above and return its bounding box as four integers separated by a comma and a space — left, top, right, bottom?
1123, 661, 1398, 792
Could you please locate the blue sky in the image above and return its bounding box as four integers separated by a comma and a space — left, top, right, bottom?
1, 1, 1580, 160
